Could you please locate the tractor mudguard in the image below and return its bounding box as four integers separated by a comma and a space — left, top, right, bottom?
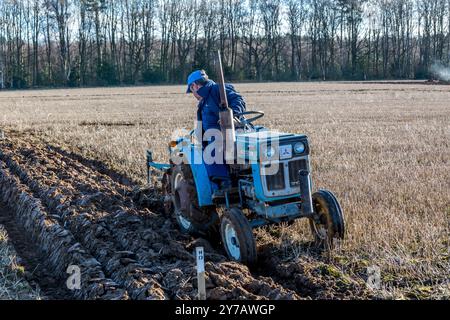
188, 146, 214, 207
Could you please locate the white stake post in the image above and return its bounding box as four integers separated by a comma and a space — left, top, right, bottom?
196, 247, 206, 300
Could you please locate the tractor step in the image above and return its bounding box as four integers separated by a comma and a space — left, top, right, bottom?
212, 187, 240, 205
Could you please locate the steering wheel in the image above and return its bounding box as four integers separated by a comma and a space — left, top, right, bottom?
234, 111, 265, 126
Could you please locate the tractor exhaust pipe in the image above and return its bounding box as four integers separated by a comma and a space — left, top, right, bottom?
216, 50, 236, 164
299, 170, 314, 216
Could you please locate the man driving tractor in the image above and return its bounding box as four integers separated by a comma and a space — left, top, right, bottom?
186, 69, 246, 196
146, 55, 345, 264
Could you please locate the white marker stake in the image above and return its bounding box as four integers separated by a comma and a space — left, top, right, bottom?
196, 247, 206, 300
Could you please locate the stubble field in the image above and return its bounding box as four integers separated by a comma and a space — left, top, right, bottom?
0, 81, 448, 300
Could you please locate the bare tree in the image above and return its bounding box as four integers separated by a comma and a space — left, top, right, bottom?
46, 0, 72, 84
0, 0, 449, 87
286, 0, 307, 79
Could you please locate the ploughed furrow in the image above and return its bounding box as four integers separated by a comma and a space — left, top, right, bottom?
0, 162, 128, 300
45, 144, 137, 187
1, 141, 184, 299
0, 133, 300, 300
0, 201, 71, 300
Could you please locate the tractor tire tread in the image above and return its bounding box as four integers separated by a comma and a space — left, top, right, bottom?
310, 190, 345, 248
221, 208, 257, 266
171, 164, 219, 237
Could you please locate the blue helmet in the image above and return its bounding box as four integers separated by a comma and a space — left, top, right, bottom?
186, 70, 208, 93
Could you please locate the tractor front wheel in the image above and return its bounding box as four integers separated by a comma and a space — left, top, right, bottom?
309, 190, 345, 249
220, 208, 257, 266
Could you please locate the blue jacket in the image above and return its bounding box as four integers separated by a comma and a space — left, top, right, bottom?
196, 80, 246, 132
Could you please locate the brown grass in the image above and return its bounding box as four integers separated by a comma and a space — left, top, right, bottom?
0, 81, 449, 299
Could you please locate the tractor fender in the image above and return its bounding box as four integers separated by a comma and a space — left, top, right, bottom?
186, 145, 214, 207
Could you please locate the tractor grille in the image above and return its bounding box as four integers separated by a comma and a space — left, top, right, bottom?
265, 164, 286, 191
288, 159, 308, 187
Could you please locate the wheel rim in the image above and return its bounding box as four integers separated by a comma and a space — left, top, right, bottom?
313, 223, 328, 240
314, 224, 328, 240
173, 172, 192, 230
224, 223, 241, 260
176, 205, 192, 230
312, 201, 331, 241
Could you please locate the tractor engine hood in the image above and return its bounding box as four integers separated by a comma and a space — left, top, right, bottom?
236, 130, 309, 163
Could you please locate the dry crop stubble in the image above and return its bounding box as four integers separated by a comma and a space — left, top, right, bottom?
0, 81, 449, 299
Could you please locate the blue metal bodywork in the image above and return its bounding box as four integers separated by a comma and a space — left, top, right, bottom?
248, 202, 304, 228
250, 163, 302, 203
237, 130, 309, 203
147, 128, 312, 228
147, 139, 215, 207
187, 145, 214, 207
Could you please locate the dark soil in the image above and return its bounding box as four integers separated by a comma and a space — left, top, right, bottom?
0, 132, 306, 300
0, 205, 73, 299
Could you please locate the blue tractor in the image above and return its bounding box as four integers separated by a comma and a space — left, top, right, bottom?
147, 115, 345, 266
146, 53, 345, 266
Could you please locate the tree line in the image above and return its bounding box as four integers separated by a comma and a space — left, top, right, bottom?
0, 0, 450, 88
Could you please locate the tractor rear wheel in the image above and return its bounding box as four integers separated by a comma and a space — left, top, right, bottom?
220, 208, 257, 266
309, 190, 345, 249
171, 165, 219, 237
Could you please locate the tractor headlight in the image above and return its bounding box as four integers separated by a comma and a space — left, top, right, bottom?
261, 145, 276, 159
294, 142, 306, 154
266, 146, 276, 158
